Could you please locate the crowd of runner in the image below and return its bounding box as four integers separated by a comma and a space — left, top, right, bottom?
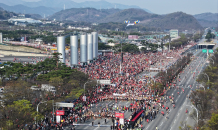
21, 42, 197, 130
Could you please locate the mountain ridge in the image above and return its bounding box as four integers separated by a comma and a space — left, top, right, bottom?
49, 8, 202, 30
193, 12, 218, 27
0, 3, 61, 17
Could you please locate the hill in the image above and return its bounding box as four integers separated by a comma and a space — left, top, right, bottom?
194, 13, 218, 22
193, 13, 217, 27
49, 8, 202, 30
48, 8, 120, 23
99, 8, 158, 23
25, 14, 42, 20
0, 3, 61, 17
22, 0, 152, 13
0, 7, 17, 19
145, 12, 202, 30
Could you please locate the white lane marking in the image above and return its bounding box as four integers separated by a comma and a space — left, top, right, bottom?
84, 123, 92, 129
146, 124, 150, 129
94, 127, 99, 130
160, 122, 163, 126
186, 117, 188, 121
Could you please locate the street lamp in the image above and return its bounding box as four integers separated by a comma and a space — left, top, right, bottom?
209, 58, 214, 65
120, 42, 122, 74
211, 55, 216, 60
203, 73, 209, 82
199, 84, 205, 91
186, 104, 199, 125
84, 80, 93, 96
36, 101, 47, 124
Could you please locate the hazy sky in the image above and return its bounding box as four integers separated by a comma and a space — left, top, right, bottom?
23, 0, 218, 15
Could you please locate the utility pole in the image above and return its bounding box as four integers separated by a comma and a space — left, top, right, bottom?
120, 42, 122, 74
53, 100, 54, 122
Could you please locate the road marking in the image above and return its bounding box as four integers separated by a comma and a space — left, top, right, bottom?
94, 127, 99, 130
186, 117, 188, 121
146, 124, 150, 129
160, 122, 163, 126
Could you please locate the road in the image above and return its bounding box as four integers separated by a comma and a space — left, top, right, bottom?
63, 100, 133, 130
142, 50, 207, 130
59, 49, 207, 130
0, 56, 46, 64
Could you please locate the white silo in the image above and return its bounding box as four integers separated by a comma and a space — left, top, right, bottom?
87, 34, 93, 64
0, 33, 2, 43
80, 34, 87, 65
57, 36, 65, 63
92, 32, 98, 59
70, 35, 78, 66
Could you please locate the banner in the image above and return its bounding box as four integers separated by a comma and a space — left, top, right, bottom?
115, 112, 124, 119
56, 116, 60, 123
56, 110, 64, 116
113, 93, 126, 96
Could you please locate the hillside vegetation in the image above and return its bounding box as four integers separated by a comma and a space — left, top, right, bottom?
145, 12, 202, 30
48, 8, 120, 23
49, 8, 202, 30
193, 13, 218, 27
0, 7, 17, 19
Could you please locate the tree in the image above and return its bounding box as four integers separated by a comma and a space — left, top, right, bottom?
98, 43, 111, 50
140, 47, 147, 53
52, 52, 62, 69
122, 44, 140, 53
208, 113, 218, 130
107, 40, 114, 43
179, 121, 193, 130
49, 76, 63, 87
0, 99, 39, 130
205, 30, 215, 42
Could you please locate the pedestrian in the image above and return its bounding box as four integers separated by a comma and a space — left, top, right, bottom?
105, 118, 107, 124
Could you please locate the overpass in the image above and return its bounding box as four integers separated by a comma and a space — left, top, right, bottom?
198, 40, 217, 49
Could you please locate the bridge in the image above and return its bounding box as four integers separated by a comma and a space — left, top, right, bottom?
198, 40, 217, 49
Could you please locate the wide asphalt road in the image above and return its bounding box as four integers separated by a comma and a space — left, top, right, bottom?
142, 50, 207, 130
63, 100, 133, 130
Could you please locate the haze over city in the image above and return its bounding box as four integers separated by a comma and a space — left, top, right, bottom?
22, 0, 218, 14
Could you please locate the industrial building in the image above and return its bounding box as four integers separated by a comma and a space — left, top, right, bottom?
57, 36, 65, 63
57, 32, 98, 67
87, 34, 93, 64
70, 35, 78, 66
80, 34, 87, 65
8, 15, 42, 25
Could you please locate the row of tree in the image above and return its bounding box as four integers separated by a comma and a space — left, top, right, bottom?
189, 48, 218, 129
0, 53, 96, 129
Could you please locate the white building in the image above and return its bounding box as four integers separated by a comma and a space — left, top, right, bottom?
35, 38, 43, 44
8, 15, 42, 25
170, 29, 179, 38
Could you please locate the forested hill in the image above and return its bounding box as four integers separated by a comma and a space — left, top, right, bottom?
49, 8, 202, 30
0, 7, 17, 19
